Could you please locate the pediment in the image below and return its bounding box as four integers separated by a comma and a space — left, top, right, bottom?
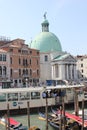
64, 55, 76, 62
52, 53, 76, 63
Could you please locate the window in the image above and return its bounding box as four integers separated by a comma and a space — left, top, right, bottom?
19, 69, 21, 76
30, 59, 31, 65
30, 50, 32, 54
30, 69, 32, 76
23, 59, 28, 66
23, 59, 25, 66
19, 92, 30, 100
81, 58, 83, 61
0, 54, 2, 61
23, 69, 26, 75
31, 92, 40, 99
44, 55, 48, 61
18, 49, 21, 53
3, 66, 6, 75
81, 64, 83, 67
19, 79, 21, 83
26, 59, 28, 66
9, 49, 13, 52
19, 58, 21, 65
10, 69, 13, 76
37, 69, 39, 76
8, 93, 18, 101
10, 57, 12, 64
37, 51, 39, 55
0, 66, 2, 76
3, 54, 6, 61
82, 75, 83, 77
82, 69, 83, 73
0, 93, 6, 102
25, 69, 28, 75
37, 60, 38, 65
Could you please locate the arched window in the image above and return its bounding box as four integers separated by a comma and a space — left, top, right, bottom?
26, 69, 28, 75
0, 66, 2, 76
10, 69, 13, 76
19, 69, 21, 76
30, 59, 31, 65
3, 66, 6, 75
10, 57, 12, 64
23, 59, 25, 66
19, 58, 21, 65
23, 69, 26, 75
3, 54, 6, 61
0, 54, 2, 61
26, 59, 28, 66
30, 69, 32, 76
37, 69, 39, 76
44, 55, 48, 61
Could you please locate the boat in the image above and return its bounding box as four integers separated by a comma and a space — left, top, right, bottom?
72, 110, 87, 120
53, 108, 87, 129
38, 111, 79, 130
0, 116, 28, 130
0, 84, 85, 112
49, 120, 60, 129
29, 126, 40, 130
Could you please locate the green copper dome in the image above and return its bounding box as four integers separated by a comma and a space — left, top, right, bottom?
31, 32, 62, 52
31, 14, 62, 52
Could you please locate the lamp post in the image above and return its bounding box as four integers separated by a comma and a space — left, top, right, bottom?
25, 78, 28, 88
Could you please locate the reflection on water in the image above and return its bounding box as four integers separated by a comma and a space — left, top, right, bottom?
0, 113, 55, 130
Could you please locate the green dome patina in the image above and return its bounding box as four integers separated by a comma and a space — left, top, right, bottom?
31, 32, 62, 52
31, 14, 62, 52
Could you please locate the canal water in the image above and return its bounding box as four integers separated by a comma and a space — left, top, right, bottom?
0, 113, 55, 130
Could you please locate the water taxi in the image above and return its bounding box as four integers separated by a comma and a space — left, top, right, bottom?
0, 83, 86, 112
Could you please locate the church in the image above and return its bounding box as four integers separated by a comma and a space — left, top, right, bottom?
31, 14, 77, 84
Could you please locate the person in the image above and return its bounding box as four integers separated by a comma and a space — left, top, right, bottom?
42, 91, 46, 98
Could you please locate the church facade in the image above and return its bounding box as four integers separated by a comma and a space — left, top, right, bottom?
31, 14, 78, 83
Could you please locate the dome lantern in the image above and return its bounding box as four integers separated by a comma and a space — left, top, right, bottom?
41, 12, 49, 32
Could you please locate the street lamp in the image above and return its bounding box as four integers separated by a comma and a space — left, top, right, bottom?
25, 78, 28, 88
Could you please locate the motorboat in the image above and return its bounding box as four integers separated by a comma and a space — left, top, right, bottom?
0, 117, 28, 130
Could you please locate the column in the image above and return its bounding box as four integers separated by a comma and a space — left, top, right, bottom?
66, 64, 69, 80
74, 64, 77, 80
51, 65, 54, 79
70, 65, 72, 80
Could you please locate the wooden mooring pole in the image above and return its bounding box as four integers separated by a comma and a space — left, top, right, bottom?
74, 88, 79, 116
7, 103, 10, 130
59, 106, 62, 130
45, 93, 48, 130
27, 101, 30, 129
82, 99, 84, 130
62, 96, 65, 130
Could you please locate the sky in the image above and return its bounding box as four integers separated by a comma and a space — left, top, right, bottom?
0, 0, 87, 56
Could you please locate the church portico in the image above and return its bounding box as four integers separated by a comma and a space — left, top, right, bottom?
52, 58, 77, 81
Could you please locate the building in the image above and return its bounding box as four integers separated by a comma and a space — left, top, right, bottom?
0, 37, 40, 88
76, 55, 87, 81
0, 48, 11, 88
31, 14, 78, 84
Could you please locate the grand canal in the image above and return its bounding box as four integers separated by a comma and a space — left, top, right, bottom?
0, 113, 55, 130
